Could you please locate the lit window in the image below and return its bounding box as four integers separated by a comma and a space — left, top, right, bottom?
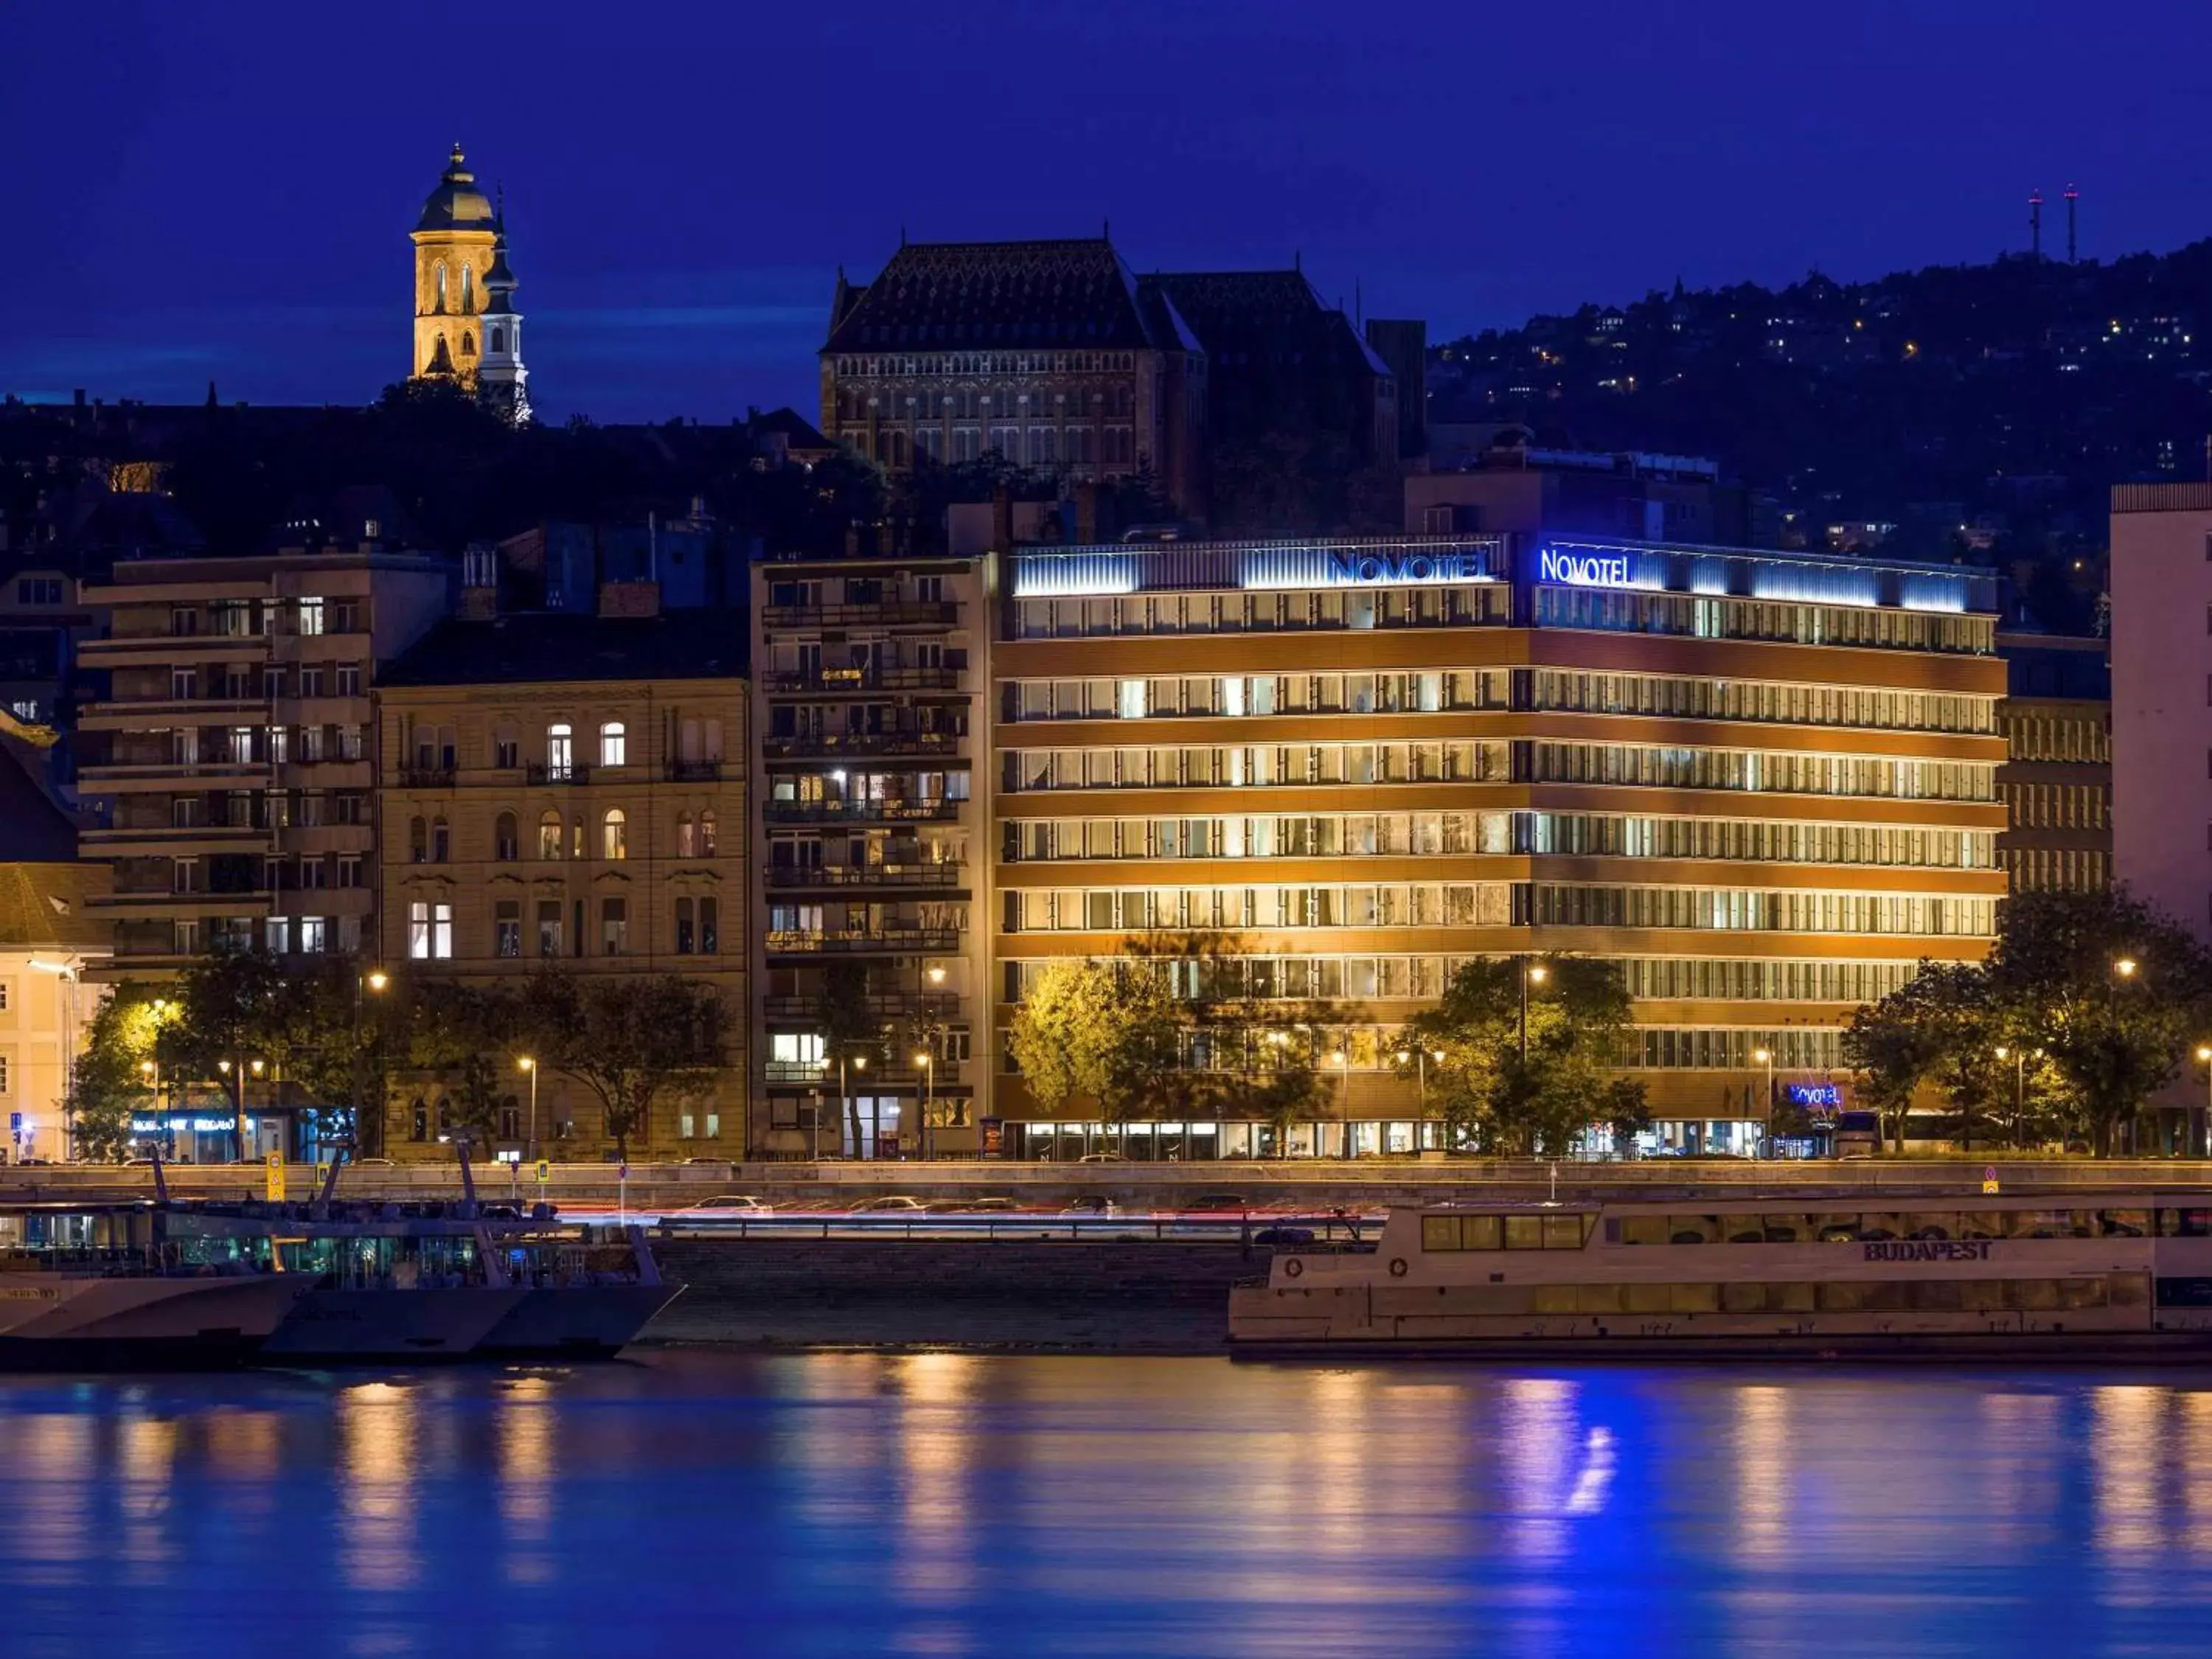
546, 723, 574, 780
409, 900, 453, 960
538, 811, 562, 859
700, 810, 717, 855
600, 722, 627, 767
602, 809, 627, 860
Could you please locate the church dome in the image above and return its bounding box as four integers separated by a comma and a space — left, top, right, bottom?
417, 144, 496, 232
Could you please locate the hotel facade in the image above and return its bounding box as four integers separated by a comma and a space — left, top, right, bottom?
981, 532, 2006, 1158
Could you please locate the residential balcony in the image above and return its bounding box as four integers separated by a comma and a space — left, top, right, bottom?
763, 799, 962, 824
78, 633, 270, 668
78, 759, 274, 793
760, 599, 961, 630
88, 888, 276, 921
764, 926, 961, 956
398, 765, 458, 789
75, 696, 270, 731
526, 762, 594, 786
761, 730, 963, 761
762, 991, 961, 1021
278, 758, 372, 788
664, 759, 726, 782
80, 825, 275, 859
764, 1060, 967, 1088
761, 665, 962, 695
765, 863, 967, 891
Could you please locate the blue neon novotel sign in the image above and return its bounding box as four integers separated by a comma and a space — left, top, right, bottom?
1322, 549, 1483, 585
1538, 547, 1632, 587
1784, 1083, 1843, 1108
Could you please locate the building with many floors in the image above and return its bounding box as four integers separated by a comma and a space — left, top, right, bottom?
1994, 630, 2110, 895
748, 555, 985, 1158
375, 601, 748, 1161
72, 543, 452, 979
985, 532, 2006, 1157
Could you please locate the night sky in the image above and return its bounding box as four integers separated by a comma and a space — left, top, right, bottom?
5, 0, 2209, 423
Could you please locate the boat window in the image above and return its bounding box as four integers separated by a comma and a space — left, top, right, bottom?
1620, 1214, 1670, 1247
1811, 1214, 1862, 1243
1543, 1214, 1589, 1249
1858, 1212, 1907, 1242
1503, 1214, 1545, 1250
2058, 1277, 2109, 1308
1667, 1215, 1720, 1245
1421, 1216, 1458, 1252
1622, 1283, 1672, 1313
1461, 1215, 1502, 1251
1575, 1284, 1624, 1313
2010, 1278, 2062, 1310
2097, 1209, 2149, 1238
1420, 1214, 1504, 1251
2110, 1273, 2150, 1307
1913, 1281, 1964, 1311
1758, 1214, 1808, 1242
1720, 1281, 1765, 1312
2159, 1208, 2212, 1237
1725, 1222, 1765, 1244
1532, 1285, 1576, 1314
1670, 1283, 1720, 1312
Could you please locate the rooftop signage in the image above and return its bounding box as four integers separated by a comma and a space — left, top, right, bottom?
1537, 548, 1632, 588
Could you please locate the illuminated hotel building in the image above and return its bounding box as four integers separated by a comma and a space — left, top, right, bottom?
989, 533, 2006, 1157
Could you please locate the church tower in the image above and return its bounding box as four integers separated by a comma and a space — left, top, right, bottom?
475, 212, 530, 423
410, 145, 499, 386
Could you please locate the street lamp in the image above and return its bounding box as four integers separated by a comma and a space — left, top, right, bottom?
352, 966, 389, 1158
1327, 1048, 1349, 1159
2115, 958, 2139, 980
518, 1056, 539, 1163
1520, 961, 1549, 1062
914, 1049, 935, 1161
2196, 1045, 2212, 1160
1753, 1046, 1774, 1124
835, 1051, 866, 1161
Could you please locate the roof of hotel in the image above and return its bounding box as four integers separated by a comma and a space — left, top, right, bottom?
380, 609, 748, 689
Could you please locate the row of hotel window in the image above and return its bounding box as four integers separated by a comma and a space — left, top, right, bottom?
2003, 849, 2111, 892
406, 809, 720, 863
163, 726, 367, 765
1008, 587, 1995, 654
170, 855, 369, 893
161, 597, 361, 638
161, 663, 362, 699
831, 351, 1141, 378
1006, 669, 1997, 737
2000, 782, 2110, 830
989, 1024, 1840, 1076
1001, 883, 1996, 936
1005, 812, 1995, 870
163, 790, 371, 830
1998, 710, 2110, 763
1004, 740, 1995, 801
1003, 956, 1921, 1006
406, 896, 722, 959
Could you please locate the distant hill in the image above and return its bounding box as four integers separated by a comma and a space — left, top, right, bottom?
1429, 240, 2212, 558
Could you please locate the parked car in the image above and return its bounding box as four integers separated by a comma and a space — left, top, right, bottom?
959, 1197, 1022, 1213
681, 1195, 775, 1217
1062, 1196, 1121, 1218
849, 1195, 926, 1214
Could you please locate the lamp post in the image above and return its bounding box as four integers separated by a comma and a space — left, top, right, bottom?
2196, 1045, 2212, 1161
518, 1056, 538, 1164
1520, 961, 1548, 1063
914, 1048, 935, 1161
352, 966, 388, 1158
1753, 1046, 1774, 1152
2112, 956, 2140, 1155
27, 957, 80, 1162
835, 1051, 866, 1161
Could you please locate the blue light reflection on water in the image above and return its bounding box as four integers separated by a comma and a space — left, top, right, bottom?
2, 1354, 2211, 1658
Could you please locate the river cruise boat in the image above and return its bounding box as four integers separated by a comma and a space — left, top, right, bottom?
1228, 1194, 2212, 1359
162, 1203, 681, 1363
0, 1201, 310, 1370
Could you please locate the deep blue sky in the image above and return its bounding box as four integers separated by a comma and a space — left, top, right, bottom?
4, 0, 2209, 423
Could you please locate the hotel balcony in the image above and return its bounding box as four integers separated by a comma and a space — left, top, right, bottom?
765, 863, 967, 891
77, 632, 271, 668
80, 824, 275, 859
759, 599, 961, 630
397, 765, 458, 789
764, 926, 961, 957
761, 665, 962, 695
763, 799, 962, 824
761, 730, 963, 761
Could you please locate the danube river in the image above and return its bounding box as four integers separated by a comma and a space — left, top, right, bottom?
2, 1352, 2209, 1657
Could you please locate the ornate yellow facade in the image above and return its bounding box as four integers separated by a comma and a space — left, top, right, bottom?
411, 145, 500, 384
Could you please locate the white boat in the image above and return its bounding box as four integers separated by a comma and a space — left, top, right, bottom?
1228, 1192, 2212, 1360
0, 1202, 311, 1370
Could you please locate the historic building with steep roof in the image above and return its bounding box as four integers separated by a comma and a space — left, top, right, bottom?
819, 234, 1403, 527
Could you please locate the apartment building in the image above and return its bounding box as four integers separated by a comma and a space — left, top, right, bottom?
989, 533, 2007, 1158
74, 546, 451, 978
376, 606, 748, 1161
1994, 631, 2110, 896
748, 557, 984, 1158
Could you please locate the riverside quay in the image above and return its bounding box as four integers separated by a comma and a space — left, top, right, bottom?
751, 533, 2003, 1161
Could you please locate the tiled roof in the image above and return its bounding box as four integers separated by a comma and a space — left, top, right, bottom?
1150, 270, 1393, 377
823, 239, 1163, 354
379, 609, 748, 688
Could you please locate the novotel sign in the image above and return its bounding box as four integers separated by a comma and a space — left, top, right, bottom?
1538, 548, 1632, 588
1321, 550, 1484, 586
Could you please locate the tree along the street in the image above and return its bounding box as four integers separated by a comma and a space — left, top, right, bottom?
1401, 956, 1647, 1156
511, 970, 726, 1162
69, 988, 177, 1163
1004, 954, 1180, 1151
813, 960, 883, 1155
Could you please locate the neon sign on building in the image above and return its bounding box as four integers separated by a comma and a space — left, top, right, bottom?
1537, 547, 1632, 587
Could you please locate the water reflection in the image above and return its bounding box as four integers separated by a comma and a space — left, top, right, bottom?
0, 1360, 2209, 1655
